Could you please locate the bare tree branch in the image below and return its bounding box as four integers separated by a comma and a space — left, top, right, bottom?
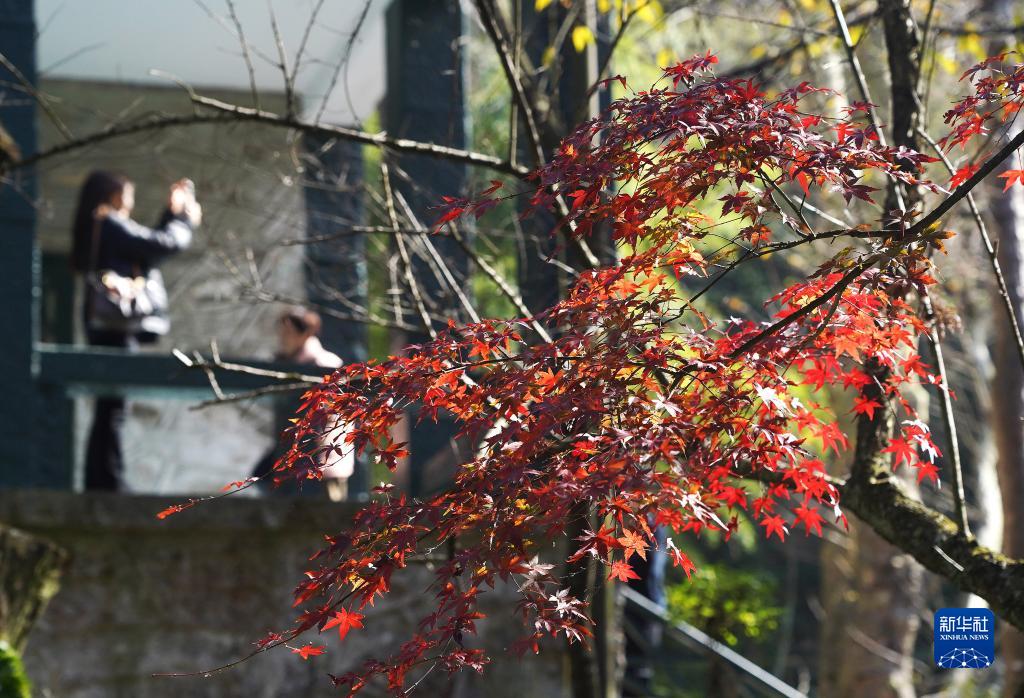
267, 1, 295, 118
475, 0, 546, 168
382, 160, 437, 339
0, 50, 72, 140
3, 97, 528, 179
223, 0, 262, 109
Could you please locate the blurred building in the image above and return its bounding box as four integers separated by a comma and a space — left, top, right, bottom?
6, 1, 390, 493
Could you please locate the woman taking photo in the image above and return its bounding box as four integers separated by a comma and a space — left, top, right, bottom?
70, 171, 201, 491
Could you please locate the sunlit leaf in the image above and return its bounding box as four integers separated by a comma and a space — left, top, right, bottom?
571, 24, 594, 53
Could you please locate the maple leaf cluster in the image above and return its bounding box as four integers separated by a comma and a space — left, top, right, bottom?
160, 52, 1024, 695
942, 51, 1024, 191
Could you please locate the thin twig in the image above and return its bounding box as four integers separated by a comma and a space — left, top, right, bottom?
916, 126, 1024, 373
445, 223, 553, 342
475, 0, 546, 168
921, 292, 971, 536
191, 381, 314, 410
290, 0, 326, 92
224, 0, 261, 110
267, 1, 294, 118
390, 185, 481, 324
172, 348, 323, 384
382, 160, 437, 339
0, 50, 72, 140
828, 0, 885, 147
759, 168, 814, 237
315, 0, 372, 124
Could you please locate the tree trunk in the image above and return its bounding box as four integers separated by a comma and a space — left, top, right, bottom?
981, 0, 1024, 692
0, 524, 67, 650
821, 3, 925, 695
988, 117, 1024, 698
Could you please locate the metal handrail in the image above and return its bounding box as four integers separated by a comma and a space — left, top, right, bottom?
620, 586, 808, 698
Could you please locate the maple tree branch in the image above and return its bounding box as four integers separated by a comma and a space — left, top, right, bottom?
909, 126, 1024, 236
725, 249, 884, 361
839, 460, 1024, 631
916, 126, 1024, 373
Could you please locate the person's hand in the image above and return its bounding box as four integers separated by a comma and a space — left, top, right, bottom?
184, 199, 203, 227
169, 179, 200, 226
168, 179, 190, 215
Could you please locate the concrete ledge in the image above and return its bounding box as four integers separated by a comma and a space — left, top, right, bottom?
0, 490, 568, 698
0, 489, 362, 534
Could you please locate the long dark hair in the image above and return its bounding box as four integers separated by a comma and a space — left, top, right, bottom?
70, 170, 129, 272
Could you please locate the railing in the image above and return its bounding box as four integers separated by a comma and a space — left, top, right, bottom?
620, 587, 808, 698
29, 342, 369, 497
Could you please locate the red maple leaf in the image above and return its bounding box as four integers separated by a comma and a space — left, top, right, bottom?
915, 461, 941, 484
997, 169, 1024, 191
608, 560, 640, 582
818, 422, 848, 454
949, 163, 979, 188
881, 437, 916, 469
793, 505, 824, 537
292, 644, 326, 660
851, 396, 882, 421
760, 515, 788, 541
323, 608, 365, 641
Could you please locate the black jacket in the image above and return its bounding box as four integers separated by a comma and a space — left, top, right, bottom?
85, 209, 192, 339
92, 209, 192, 277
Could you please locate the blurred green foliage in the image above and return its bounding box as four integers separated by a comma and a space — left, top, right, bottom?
667, 563, 781, 646
0, 642, 31, 698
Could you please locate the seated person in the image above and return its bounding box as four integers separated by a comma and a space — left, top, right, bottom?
253, 307, 351, 499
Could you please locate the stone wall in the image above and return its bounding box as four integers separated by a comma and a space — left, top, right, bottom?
0, 491, 568, 698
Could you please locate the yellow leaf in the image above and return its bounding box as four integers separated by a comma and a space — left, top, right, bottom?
635, 0, 663, 24
572, 24, 594, 53
656, 47, 674, 66
535, 0, 554, 10
848, 25, 864, 45
936, 51, 958, 75
749, 44, 767, 59
957, 32, 986, 61
598, 0, 611, 12
542, 45, 557, 67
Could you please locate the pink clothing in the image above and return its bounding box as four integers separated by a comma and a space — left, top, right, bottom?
293, 336, 342, 369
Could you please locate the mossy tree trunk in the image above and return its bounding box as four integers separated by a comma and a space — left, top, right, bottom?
0, 524, 67, 650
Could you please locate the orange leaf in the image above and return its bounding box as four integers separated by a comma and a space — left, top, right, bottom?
997, 169, 1024, 192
